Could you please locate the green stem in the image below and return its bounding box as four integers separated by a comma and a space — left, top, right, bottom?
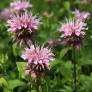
28, 79, 32, 92
36, 75, 43, 92
29, 83, 32, 92
72, 48, 77, 92
36, 84, 41, 92
36, 76, 40, 92
46, 81, 48, 92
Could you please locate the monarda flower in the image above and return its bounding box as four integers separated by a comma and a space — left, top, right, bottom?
7, 12, 40, 46
0, 8, 12, 21
59, 18, 87, 49
10, 0, 32, 12
21, 45, 54, 77
0, 0, 32, 21
73, 9, 90, 21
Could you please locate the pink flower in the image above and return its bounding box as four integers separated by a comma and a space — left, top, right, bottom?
0, 0, 32, 20
7, 12, 40, 32
21, 45, 54, 74
10, 0, 32, 12
73, 9, 90, 21
59, 18, 87, 48
7, 12, 40, 46
0, 8, 13, 20
59, 18, 87, 37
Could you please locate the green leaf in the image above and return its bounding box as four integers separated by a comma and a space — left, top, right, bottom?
0, 54, 8, 64
63, 1, 70, 11
60, 61, 72, 79
59, 85, 72, 92
0, 78, 10, 92
50, 59, 61, 68
12, 43, 21, 56
79, 59, 92, 66
0, 77, 8, 86
16, 62, 27, 79
79, 75, 92, 92
3, 88, 11, 92
59, 48, 69, 59
8, 79, 25, 90
31, 90, 37, 92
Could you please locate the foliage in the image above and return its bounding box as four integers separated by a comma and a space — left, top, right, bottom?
0, 0, 92, 92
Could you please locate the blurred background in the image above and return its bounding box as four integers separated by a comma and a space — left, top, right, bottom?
0, 0, 92, 92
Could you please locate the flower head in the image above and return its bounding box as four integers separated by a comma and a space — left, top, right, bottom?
10, 0, 32, 12
7, 12, 40, 46
0, 0, 32, 20
59, 18, 87, 48
73, 9, 90, 21
59, 18, 87, 37
7, 12, 40, 32
0, 8, 12, 20
21, 45, 54, 75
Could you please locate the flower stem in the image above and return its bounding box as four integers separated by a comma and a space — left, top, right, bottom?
72, 47, 77, 92
36, 76, 40, 92
28, 80, 32, 92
